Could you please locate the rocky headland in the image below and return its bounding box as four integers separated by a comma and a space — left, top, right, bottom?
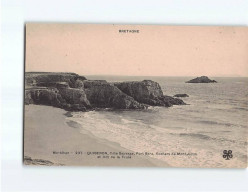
113, 80, 185, 107
25, 72, 186, 111
186, 76, 217, 83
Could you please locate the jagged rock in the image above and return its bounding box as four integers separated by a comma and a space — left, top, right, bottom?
25, 88, 66, 107
159, 95, 186, 106
83, 80, 108, 88
174, 94, 189, 97
114, 80, 163, 100
25, 72, 89, 111
25, 72, 86, 87
25, 87, 88, 111
57, 87, 91, 108
186, 76, 217, 83
74, 80, 84, 89
114, 80, 185, 107
84, 80, 145, 109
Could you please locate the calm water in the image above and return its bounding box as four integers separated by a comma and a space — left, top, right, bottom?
69, 76, 248, 167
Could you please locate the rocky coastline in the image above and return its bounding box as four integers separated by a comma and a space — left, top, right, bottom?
25, 72, 186, 112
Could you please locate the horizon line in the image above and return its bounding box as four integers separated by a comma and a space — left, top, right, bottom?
25, 71, 248, 78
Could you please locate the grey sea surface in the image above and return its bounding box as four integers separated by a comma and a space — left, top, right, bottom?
69, 76, 248, 167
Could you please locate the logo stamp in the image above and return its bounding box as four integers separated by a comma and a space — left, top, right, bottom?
223, 150, 233, 160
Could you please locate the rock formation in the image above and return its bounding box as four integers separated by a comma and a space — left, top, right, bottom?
174, 94, 189, 97
83, 80, 145, 109
25, 72, 186, 111
25, 73, 89, 111
25, 72, 87, 87
114, 80, 185, 106
186, 76, 217, 83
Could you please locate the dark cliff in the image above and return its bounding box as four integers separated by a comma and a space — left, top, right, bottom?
25, 72, 90, 111
114, 80, 185, 107
83, 80, 145, 109
25, 72, 186, 111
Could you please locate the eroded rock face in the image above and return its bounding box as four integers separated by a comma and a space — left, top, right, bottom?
25, 73, 90, 111
114, 80, 185, 107
25, 87, 88, 111
84, 80, 145, 109
114, 80, 163, 101
74, 80, 84, 89
186, 76, 217, 83
57, 87, 91, 108
159, 95, 186, 106
25, 88, 65, 107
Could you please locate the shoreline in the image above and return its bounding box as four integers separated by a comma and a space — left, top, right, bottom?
24, 105, 168, 167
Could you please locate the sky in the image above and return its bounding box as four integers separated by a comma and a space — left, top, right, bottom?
26, 23, 248, 77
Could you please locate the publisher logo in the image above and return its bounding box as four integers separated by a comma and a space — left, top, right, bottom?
223, 150, 233, 160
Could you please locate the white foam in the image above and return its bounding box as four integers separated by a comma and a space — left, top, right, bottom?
66, 108, 247, 167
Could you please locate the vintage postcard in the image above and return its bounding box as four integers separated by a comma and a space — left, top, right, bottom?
24, 23, 248, 168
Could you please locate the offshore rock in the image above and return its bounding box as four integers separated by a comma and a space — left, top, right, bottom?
174, 94, 189, 97
186, 76, 217, 83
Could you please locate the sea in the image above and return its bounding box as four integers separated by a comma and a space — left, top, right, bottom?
68, 76, 248, 168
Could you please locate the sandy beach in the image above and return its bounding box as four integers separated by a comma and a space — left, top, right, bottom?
24, 105, 167, 167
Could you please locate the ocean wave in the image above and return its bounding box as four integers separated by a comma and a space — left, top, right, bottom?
148, 124, 195, 136
199, 120, 232, 126
173, 132, 248, 146
233, 107, 248, 112
120, 118, 139, 124
197, 120, 247, 128
179, 133, 211, 140
235, 82, 244, 84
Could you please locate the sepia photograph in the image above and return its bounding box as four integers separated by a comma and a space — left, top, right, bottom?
24, 23, 248, 168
